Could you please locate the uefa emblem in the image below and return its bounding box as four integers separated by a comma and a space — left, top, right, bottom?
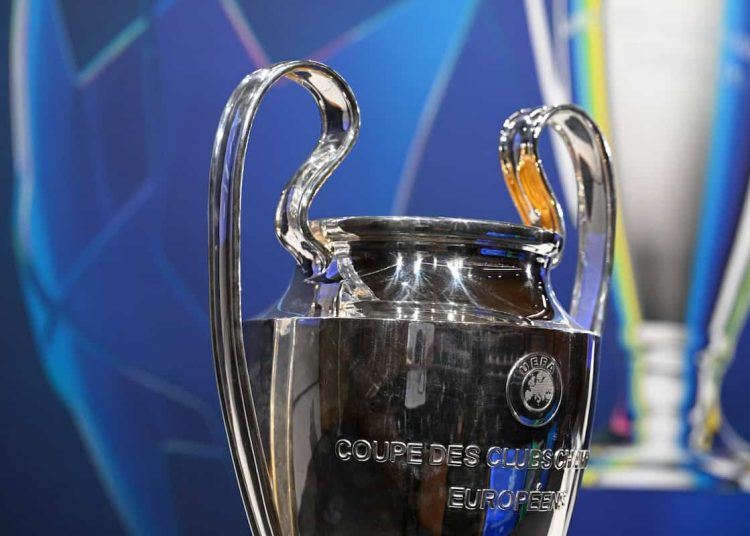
507, 353, 563, 427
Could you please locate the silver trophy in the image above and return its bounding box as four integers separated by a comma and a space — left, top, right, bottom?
209, 60, 615, 535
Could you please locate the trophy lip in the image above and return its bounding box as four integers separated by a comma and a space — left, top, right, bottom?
311, 216, 562, 257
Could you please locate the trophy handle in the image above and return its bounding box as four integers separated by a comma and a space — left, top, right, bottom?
499, 105, 616, 335
208, 60, 360, 536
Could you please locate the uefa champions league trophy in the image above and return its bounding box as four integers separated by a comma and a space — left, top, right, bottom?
209, 60, 615, 535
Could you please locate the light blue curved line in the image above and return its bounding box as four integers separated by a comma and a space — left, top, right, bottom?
391, 0, 481, 215
51, 0, 179, 87
13, 0, 65, 337
79, 0, 180, 85
219, 0, 270, 66
11, 0, 34, 268
85, 0, 180, 86
78, 17, 148, 86
312, 0, 413, 59
347, 0, 414, 42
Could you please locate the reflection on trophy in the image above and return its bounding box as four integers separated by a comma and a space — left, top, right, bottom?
208, 60, 616, 534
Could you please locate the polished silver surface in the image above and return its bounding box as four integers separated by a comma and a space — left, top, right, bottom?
499, 105, 615, 335
209, 60, 616, 534
209, 60, 359, 536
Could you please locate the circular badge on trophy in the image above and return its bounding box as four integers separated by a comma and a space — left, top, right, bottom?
507, 353, 563, 427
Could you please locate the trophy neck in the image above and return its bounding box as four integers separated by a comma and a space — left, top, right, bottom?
272, 216, 572, 326
312, 216, 561, 257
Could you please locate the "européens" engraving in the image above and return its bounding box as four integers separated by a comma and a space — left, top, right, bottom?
448, 484, 566, 512
334, 439, 589, 470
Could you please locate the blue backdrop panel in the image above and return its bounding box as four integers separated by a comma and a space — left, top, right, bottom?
6, 0, 750, 534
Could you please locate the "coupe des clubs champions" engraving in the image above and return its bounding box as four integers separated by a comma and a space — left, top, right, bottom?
334, 439, 590, 471
334, 439, 588, 511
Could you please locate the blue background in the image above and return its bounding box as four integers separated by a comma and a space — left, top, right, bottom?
3, 1, 750, 534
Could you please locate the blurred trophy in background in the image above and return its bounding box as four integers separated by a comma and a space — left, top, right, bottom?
585, 0, 722, 489
528, 0, 750, 489
691, 181, 750, 490
687, 0, 750, 489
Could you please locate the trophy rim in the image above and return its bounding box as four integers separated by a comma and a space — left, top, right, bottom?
311, 216, 562, 257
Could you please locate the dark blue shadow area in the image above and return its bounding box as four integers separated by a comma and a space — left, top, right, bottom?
573, 488, 750, 535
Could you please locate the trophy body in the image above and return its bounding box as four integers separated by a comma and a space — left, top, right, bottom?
209, 61, 615, 535
245, 318, 596, 535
